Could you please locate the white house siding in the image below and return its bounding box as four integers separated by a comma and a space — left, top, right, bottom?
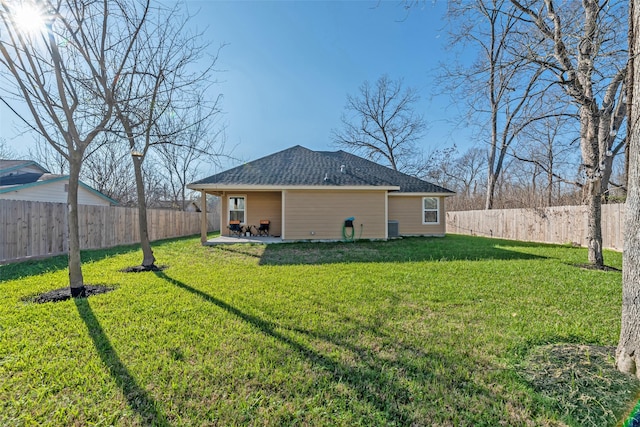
0, 180, 111, 206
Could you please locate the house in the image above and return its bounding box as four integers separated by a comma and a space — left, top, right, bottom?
151, 200, 202, 212
187, 145, 454, 242
0, 160, 117, 206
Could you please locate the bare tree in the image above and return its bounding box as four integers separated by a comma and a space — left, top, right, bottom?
511, 113, 582, 206
0, 0, 148, 295
456, 147, 488, 200
616, 0, 640, 379
443, 0, 550, 210
420, 146, 488, 211
28, 139, 68, 175
156, 103, 226, 211
510, 0, 628, 267
112, 4, 223, 269
26, 137, 138, 204
332, 75, 427, 172
0, 137, 15, 158
82, 141, 137, 205
421, 146, 485, 194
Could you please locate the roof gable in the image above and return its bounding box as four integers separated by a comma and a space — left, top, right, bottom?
0, 160, 49, 176
190, 145, 454, 194
0, 174, 118, 205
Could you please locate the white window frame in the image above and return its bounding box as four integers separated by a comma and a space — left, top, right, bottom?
422, 197, 439, 225
228, 195, 246, 224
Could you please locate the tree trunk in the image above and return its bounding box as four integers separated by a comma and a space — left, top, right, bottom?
585, 184, 604, 266
580, 104, 605, 266
617, 136, 640, 376
133, 157, 156, 267
616, 0, 640, 378
67, 155, 85, 297
485, 173, 496, 210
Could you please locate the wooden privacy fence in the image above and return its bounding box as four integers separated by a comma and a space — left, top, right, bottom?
446, 204, 625, 251
0, 200, 219, 263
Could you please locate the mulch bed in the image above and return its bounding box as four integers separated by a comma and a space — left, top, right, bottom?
25, 264, 169, 303
573, 263, 621, 272
27, 285, 115, 304
520, 343, 640, 426
119, 264, 168, 273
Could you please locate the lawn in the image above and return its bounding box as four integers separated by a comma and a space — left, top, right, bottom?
1, 234, 638, 426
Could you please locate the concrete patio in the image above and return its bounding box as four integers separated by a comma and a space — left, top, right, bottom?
204, 235, 284, 245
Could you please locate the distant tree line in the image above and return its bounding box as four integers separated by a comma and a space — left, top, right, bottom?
337, 0, 627, 268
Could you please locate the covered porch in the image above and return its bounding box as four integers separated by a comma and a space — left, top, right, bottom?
196, 189, 283, 244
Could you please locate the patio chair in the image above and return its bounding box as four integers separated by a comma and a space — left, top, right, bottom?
257, 220, 270, 236
228, 220, 243, 237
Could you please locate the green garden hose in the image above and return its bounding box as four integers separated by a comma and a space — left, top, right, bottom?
624, 398, 640, 427
342, 224, 355, 242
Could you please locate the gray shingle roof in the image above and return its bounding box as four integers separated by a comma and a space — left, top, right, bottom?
191, 145, 454, 194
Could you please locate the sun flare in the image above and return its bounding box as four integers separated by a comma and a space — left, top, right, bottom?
11, 2, 47, 36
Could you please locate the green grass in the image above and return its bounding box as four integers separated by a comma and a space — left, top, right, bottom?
1, 234, 638, 426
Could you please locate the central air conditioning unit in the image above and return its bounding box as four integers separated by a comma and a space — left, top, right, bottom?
388, 220, 399, 238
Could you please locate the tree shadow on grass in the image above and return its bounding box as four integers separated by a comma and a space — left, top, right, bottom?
74, 298, 169, 426
155, 270, 509, 424
215, 245, 264, 259
0, 235, 199, 283
258, 235, 549, 266
0, 244, 140, 283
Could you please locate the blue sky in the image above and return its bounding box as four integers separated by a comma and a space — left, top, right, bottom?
194, 0, 465, 171
1, 1, 471, 174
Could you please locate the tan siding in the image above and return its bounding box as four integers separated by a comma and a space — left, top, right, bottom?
284, 190, 387, 240
220, 192, 282, 236
245, 192, 282, 236
388, 196, 446, 236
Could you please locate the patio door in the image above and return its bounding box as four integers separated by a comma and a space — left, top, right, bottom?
229, 196, 246, 223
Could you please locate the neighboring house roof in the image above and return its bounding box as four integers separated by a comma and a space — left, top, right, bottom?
0, 159, 49, 173
152, 200, 201, 211
0, 172, 44, 186
0, 159, 118, 205
0, 160, 50, 184
190, 145, 454, 194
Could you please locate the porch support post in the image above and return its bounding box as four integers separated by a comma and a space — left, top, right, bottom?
281, 190, 286, 240
385, 191, 389, 240
200, 190, 208, 244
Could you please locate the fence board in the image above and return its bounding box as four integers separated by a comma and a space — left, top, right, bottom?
446, 204, 625, 251
0, 200, 219, 263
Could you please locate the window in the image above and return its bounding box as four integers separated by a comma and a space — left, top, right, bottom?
229, 196, 245, 223
422, 197, 439, 224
